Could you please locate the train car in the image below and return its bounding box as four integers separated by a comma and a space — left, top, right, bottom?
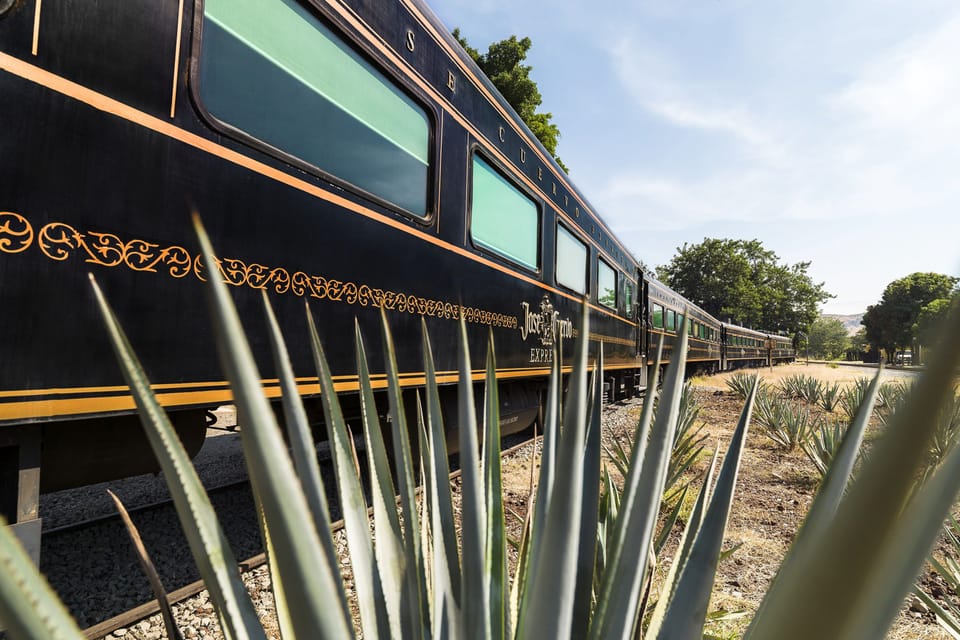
721, 323, 770, 369
642, 274, 721, 375
0, 0, 647, 557
769, 333, 796, 364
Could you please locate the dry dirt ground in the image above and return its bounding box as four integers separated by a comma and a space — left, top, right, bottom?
494, 361, 953, 639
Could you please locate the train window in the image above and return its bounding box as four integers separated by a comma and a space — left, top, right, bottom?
652, 304, 664, 329
624, 280, 634, 317
688, 320, 694, 336
556, 224, 587, 293
677, 313, 684, 333
199, 0, 431, 217
471, 156, 540, 270
666, 309, 676, 331
598, 260, 616, 309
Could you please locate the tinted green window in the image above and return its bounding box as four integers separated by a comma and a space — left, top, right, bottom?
666, 309, 676, 331
598, 260, 616, 309
624, 281, 634, 317
200, 0, 431, 216
688, 320, 694, 336
653, 304, 664, 329
556, 225, 587, 293
471, 157, 540, 270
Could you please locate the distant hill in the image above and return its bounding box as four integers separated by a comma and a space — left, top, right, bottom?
822, 313, 864, 336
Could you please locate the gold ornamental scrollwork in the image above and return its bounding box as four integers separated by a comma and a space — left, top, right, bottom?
0, 212, 35, 254
7, 210, 518, 331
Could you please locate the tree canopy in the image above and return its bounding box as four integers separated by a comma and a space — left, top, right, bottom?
656, 238, 832, 334
808, 317, 850, 360
862, 272, 958, 358
453, 29, 567, 173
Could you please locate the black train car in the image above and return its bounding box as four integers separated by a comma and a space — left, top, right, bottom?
642, 274, 721, 375
769, 333, 796, 364
722, 323, 771, 369
0, 0, 647, 555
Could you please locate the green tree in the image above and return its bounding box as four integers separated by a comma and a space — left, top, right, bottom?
656, 238, 832, 334
808, 317, 850, 360
453, 29, 567, 173
914, 295, 958, 351
862, 272, 958, 360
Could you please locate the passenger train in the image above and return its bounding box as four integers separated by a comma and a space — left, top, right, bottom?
0, 0, 793, 557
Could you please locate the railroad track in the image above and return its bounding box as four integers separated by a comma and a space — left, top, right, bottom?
76, 429, 543, 639
42, 480, 251, 541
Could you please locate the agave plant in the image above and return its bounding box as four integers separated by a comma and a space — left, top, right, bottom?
802, 418, 848, 478
753, 393, 813, 452
0, 219, 759, 640
798, 376, 823, 405
778, 374, 806, 400
817, 382, 843, 413
726, 372, 760, 400
914, 516, 960, 637
2, 217, 960, 640
840, 377, 874, 422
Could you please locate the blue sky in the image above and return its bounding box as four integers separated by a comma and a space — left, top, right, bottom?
427, 0, 960, 315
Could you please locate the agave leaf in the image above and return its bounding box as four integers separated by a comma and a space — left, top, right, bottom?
0, 515, 85, 640
380, 309, 430, 636
530, 338, 562, 548
421, 321, 462, 635
250, 491, 294, 640
355, 322, 407, 639
90, 274, 267, 640
589, 325, 684, 640
108, 491, 184, 640
655, 484, 688, 557
572, 348, 604, 638
454, 319, 490, 640
646, 449, 721, 639
657, 376, 757, 640
195, 220, 362, 639
913, 586, 960, 639
259, 291, 348, 624
482, 332, 508, 639
797, 369, 881, 541
744, 303, 960, 640
306, 308, 386, 639
845, 435, 960, 639
609, 337, 665, 559
517, 305, 591, 640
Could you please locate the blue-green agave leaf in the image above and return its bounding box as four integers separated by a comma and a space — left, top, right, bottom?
589, 322, 687, 640
0, 514, 85, 640
517, 305, 591, 640
90, 274, 267, 640
657, 376, 757, 640
192, 218, 351, 639
456, 319, 490, 640
355, 321, 407, 639
483, 332, 508, 639
259, 291, 348, 623
306, 308, 387, 639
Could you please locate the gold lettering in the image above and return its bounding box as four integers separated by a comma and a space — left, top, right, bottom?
520, 148, 526, 163
406, 29, 415, 52
499, 126, 505, 142
537, 167, 542, 180
564, 195, 568, 207
447, 70, 456, 92
552, 183, 557, 195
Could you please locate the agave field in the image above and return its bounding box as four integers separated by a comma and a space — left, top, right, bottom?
691, 363, 959, 639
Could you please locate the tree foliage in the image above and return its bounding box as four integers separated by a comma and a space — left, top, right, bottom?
862, 272, 958, 357
453, 29, 567, 173
808, 317, 850, 360
914, 295, 959, 350
656, 238, 832, 335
